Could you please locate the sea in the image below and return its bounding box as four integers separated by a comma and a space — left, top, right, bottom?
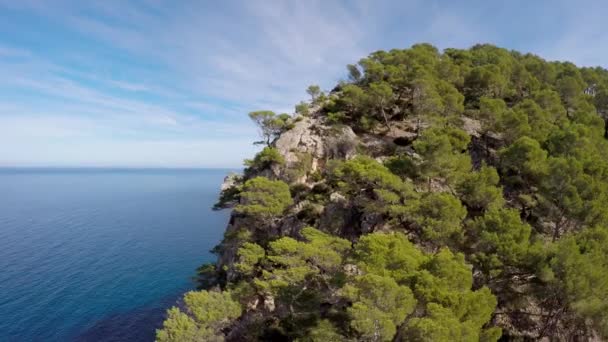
0, 168, 232, 341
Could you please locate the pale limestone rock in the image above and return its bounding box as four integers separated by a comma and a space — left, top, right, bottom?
246, 297, 259, 311
343, 264, 362, 276
329, 192, 346, 203
274, 116, 357, 176
324, 125, 358, 160
291, 199, 311, 214
220, 172, 241, 191
263, 295, 275, 312
274, 117, 325, 168
461, 116, 482, 137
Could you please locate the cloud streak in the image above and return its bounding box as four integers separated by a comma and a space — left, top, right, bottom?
1, 0, 607, 167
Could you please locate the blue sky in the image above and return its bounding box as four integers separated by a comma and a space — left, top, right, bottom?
0, 0, 606, 168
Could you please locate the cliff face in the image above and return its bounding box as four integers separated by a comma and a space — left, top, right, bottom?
211, 105, 498, 339
215, 109, 361, 281
158, 44, 608, 342
272, 115, 358, 179
210, 114, 600, 341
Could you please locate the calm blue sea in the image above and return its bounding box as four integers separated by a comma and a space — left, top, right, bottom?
0, 168, 232, 341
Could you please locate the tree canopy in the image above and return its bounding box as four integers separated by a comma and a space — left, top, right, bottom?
248, 111, 293, 146
235, 177, 293, 219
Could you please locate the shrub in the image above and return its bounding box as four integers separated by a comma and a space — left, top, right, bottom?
244, 147, 285, 171
235, 177, 293, 218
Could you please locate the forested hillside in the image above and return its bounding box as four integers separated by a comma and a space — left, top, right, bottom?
157, 43, 608, 341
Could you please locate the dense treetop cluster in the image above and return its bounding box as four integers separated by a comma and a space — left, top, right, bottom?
158, 44, 608, 341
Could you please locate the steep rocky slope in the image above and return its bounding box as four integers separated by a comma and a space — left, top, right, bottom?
157, 44, 608, 342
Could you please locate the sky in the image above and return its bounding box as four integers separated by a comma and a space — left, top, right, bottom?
0, 0, 606, 168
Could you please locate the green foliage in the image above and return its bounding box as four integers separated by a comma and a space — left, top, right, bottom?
405, 302, 500, 342
414, 248, 473, 303
549, 227, 608, 338
343, 274, 416, 341
409, 192, 467, 245
384, 154, 419, 179
416, 248, 498, 329
347, 64, 362, 82
557, 75, 584, 111
329, 156, 418, 222
330, 156, 412, 196
456, 165, 505, 211
533, 89, 567, 125
413, 127, 472, 187
255, 227, 351, 296
184, 290, 242, 327
300, 319, 344, 342
476, 97, 507, 133
353, 232, 426, 284
244, 147, 285, 170
436, 79, 465, 116
350, 233, 498, 341
228, 229, 500, 340
213, 182, 242, 210
174, 228, 499, 341
465, 64, 509, 101
235, 177, 293, 218
326, 111, 347, 125
156, 290, 242, 342
337, 82, 396, 130
512, 99, 555, 142
295, 101, 310, 116
248, 110, 292, 145
537, 157, 608, 238
407, 249, 500, 341
494, 107, 531, 144
195, 262, 219, 289
235, 242, 265, 276
156, 307, 204, 342
166, 43, 608, 341
467, 208, 532, 277
411, 76, 444, 120
307, 85, 322, 102
285, 152, 313, 182
499, 136, 548, 186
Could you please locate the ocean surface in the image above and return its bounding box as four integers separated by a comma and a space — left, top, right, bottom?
0, 168, 232, 341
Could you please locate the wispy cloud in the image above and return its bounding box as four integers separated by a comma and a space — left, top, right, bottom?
1, 0, 607, 167
107, 80, 150, 92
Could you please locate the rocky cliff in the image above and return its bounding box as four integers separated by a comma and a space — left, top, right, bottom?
158, 44, 608, 342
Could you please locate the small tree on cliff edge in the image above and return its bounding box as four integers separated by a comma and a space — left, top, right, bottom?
248, 111, 291, 146
307, 85, 322, 102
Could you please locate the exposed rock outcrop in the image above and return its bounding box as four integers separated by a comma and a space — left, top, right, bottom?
274, 116, 326, 171
221, 172, 241, 191
273, 116, 357, 179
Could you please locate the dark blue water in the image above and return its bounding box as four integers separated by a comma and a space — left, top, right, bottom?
0, 168, 232, 341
